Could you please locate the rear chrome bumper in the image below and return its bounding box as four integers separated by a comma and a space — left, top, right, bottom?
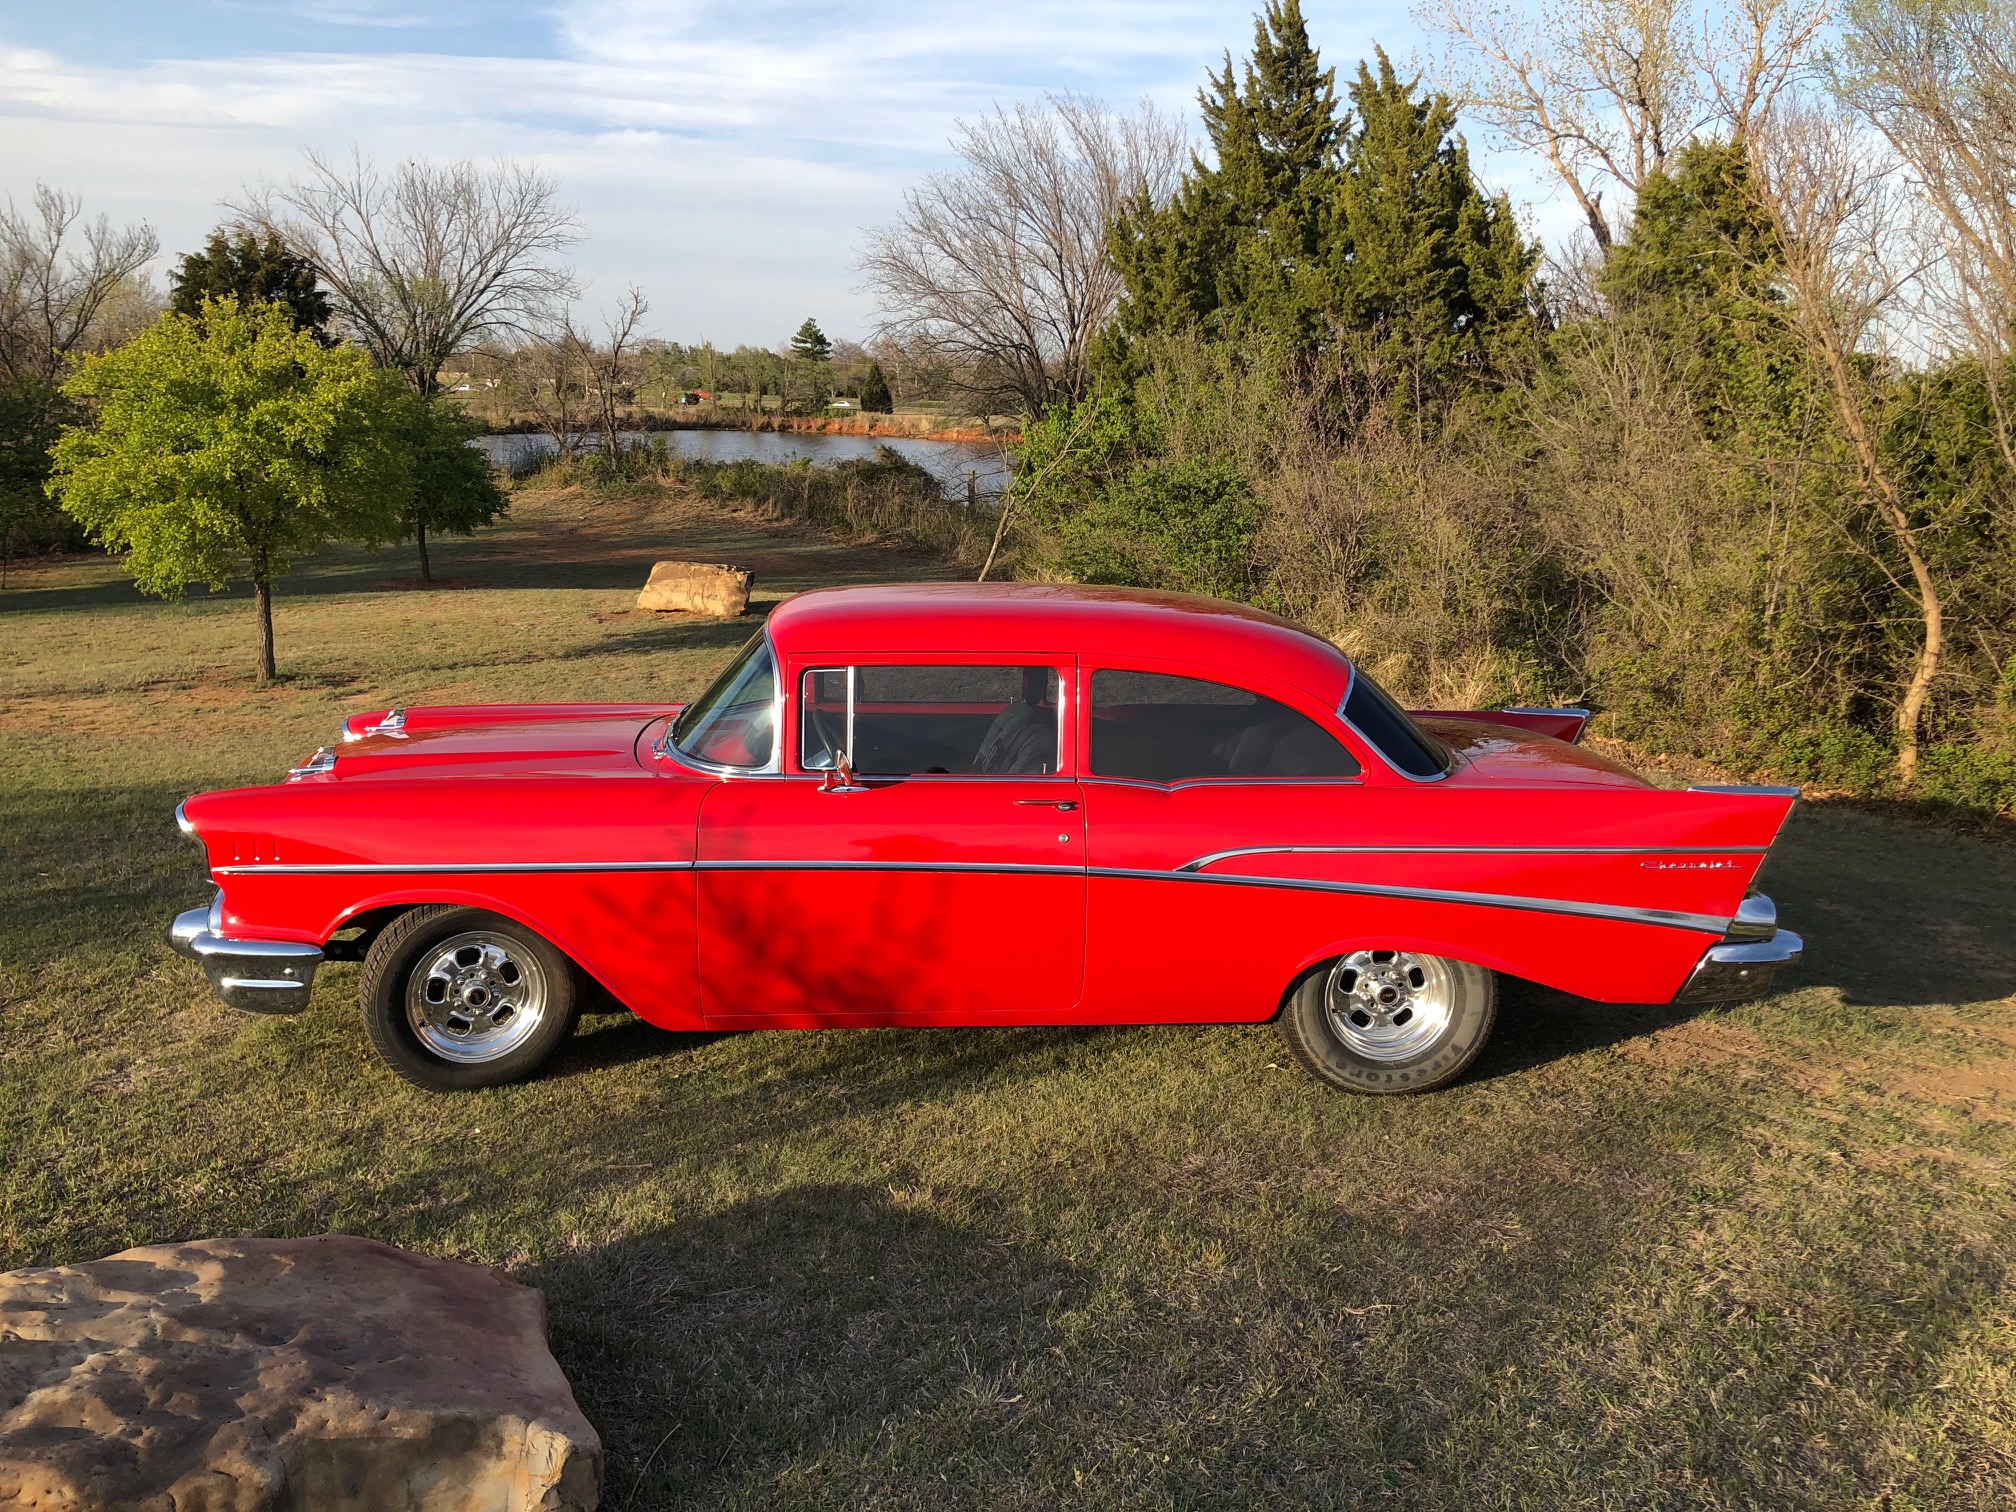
168, 895, 322, 1015
1675, 892, 1803, 1004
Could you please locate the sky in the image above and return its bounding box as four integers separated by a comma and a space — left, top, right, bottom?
0, 1, 1572, 348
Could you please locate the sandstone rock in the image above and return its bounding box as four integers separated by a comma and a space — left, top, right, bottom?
0, 1234, 600, 1511
636, 561, 752, 617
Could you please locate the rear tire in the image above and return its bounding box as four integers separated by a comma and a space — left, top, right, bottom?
1278, 949, 1496, 1095
361, 906, 581, 1091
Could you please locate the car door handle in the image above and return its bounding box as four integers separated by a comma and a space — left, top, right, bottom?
1015, 798, 1079, 810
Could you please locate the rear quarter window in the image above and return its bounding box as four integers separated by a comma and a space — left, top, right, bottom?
1340, 671, 1452, 779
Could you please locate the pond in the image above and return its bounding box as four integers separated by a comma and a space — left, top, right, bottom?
473, 430, 1012, 501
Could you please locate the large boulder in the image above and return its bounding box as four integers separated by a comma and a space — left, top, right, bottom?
0, 1234, 600, 1511
636, 561, 752, 617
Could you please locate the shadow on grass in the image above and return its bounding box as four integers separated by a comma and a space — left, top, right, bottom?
520, 1045, 2004, 1510
535, 1183, 1085, 1511
1762, 801, 2016, 1008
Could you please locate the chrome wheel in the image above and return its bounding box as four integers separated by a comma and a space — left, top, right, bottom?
405, 931, 549, 1064
1323, 949, 1458, 1063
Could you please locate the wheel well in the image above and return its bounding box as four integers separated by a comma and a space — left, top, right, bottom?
1271, 957, 1332, 1023
1274, 944, 1516, 1023
320, 906, 409, 963
323, 902, 633, 1014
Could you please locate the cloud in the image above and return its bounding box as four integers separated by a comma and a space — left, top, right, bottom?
0, 1, 1576, 345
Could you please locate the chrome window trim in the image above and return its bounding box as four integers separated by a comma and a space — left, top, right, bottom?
656, 629, 784, 777
797, 659, 1067, 778
213, 857, 1731, 934
1498, 706, 1591, 719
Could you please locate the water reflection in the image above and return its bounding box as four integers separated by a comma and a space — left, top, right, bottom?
473, 430, 1011, 500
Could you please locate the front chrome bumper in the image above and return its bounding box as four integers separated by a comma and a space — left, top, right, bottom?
168, 894, 323, 1015
1675, 891, 1803, 1003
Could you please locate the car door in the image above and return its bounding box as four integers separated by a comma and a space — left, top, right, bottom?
1078, 666, 1371, 1023
696, 657, 1086, 1027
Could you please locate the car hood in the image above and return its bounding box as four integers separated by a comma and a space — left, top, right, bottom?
1417, 716, 1653, 789
302, 704, 682, 781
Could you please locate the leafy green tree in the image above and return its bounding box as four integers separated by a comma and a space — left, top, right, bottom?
48, 298, 408, 681
1054, 458, 1262, 598
398, 393, 506, 581
169, 229, 332, 340
1329, 51, 1537, 391
789, 318, 833, 363
859, 359, 893, 413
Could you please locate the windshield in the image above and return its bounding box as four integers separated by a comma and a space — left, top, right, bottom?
671, 632, 777, 769
1341, 668, 1452, 780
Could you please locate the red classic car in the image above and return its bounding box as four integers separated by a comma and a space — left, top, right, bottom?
169, 583, 1801, 1094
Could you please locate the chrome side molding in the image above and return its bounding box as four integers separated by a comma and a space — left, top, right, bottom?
1688, 783, 1803, 798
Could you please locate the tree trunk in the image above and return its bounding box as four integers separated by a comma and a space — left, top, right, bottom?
416, 519, 432, 583
1812, 329, 1944, 787
254, 573, 276, 685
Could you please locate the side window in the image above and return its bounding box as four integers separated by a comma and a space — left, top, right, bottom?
801, 664, 1061, 776
1089, 670, 1360, 782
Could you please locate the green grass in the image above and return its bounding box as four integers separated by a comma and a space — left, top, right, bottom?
4, 478, 2015, 1509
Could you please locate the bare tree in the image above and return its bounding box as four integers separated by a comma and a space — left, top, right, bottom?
859, 93, 1186, 415
1834, 0, 2016, 474
1420, 0, 1830, 247
590, 287, 650, 469
238, 151, 579, 394
0, 184, 158, 385
503, 326, 592, 464
1748, 103, 1944, 785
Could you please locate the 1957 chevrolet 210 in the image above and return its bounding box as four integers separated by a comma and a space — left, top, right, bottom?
169, 583, 1802, 1094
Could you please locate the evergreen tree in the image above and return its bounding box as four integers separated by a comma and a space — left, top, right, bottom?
1106, 1, 1344, 358
1329, 51, 1537, 389
1599, 140, 1803, 440
169, 229, 333, 341
789, 318, 833, 364
859, 359, 893, 413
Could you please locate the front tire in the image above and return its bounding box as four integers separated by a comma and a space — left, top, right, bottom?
361, 906, 581, 1091
1278, 949, 1496, 1095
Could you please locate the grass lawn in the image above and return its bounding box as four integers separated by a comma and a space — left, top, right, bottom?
4, 478, 2014, 1509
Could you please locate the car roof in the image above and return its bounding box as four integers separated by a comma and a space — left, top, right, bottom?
766, 583, 1355, 706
